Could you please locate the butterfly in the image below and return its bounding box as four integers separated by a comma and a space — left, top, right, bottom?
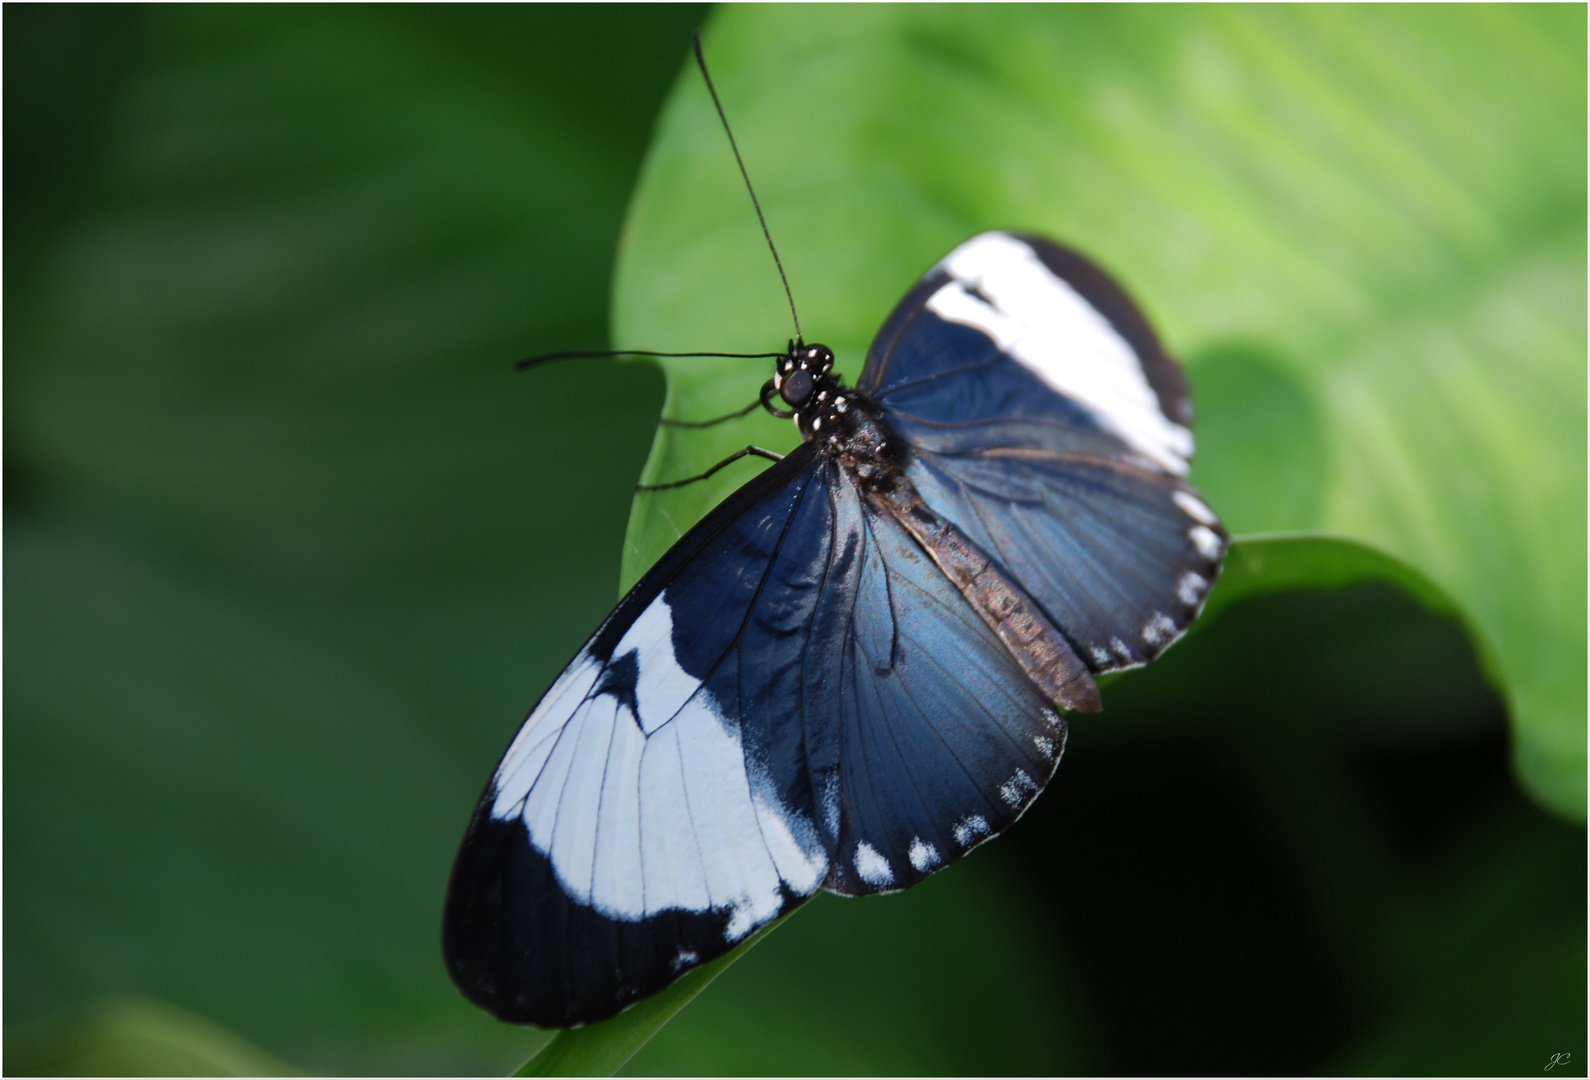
443, 35, 1226, 1030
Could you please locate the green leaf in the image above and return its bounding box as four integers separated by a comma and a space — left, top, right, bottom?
614, 7, 1585, 820
1204, 533, 1458, 627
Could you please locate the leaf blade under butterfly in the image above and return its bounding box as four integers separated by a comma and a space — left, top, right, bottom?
614, 5, 1585, 820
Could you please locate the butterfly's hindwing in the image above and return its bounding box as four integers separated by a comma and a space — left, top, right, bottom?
907, 449, 1226, 673
812, 466, 1068, 896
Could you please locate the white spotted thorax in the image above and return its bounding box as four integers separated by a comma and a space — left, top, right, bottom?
772, 341, 906, 491
774, 341, 848, 441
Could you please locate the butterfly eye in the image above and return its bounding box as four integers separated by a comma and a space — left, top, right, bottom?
780, 368, 815, 406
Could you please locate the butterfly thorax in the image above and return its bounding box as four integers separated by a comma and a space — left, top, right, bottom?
775, 340, 906, 487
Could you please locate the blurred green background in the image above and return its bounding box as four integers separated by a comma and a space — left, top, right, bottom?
5, 5, 1584, 1077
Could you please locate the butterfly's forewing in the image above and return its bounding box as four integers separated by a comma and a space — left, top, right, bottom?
445, 443, 1072, 1024
444, 446, 834, 1027
858, 231, 1192, 470
859, 232, 1229, 672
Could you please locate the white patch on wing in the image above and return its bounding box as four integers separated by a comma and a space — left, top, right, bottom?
753, 794, 828, 895
519, 691, 591, 863
928, 233, 1193, 475
545, 694, 617, 902
1142, 611, 1177, 646
1173, 490, 1218, 525
854, 841, 894, 886
671, 948, 699, 972
675, 697, 785, 940
590, 698, 647, 916
1190, 525, 1224, 559
1177, 572, 1209, 606
491, 590, 816, 941
490, 655, 601, 820
1089, 645, 1111, 667
638, 720, 710, 913
612, 592, 699, 734
908, 837, 941, 872
1033, 735, 1057, 759
1110, 636, 1134, 661
953, 814, 991, 847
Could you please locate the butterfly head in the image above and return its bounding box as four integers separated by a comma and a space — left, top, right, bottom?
775, 341, 836, 409
771, 340, 895, 462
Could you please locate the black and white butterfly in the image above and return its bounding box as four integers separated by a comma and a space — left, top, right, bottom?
443, 224, 1228, 1027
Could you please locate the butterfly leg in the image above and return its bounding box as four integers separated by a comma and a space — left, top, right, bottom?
658, 397, 763, 428
655, 379, 795, 430
758, 378, 795, 419
635, 445, 785, 491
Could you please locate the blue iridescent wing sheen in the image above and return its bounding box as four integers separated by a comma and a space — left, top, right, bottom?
803, 462, 1064, 897
907, 449, 1225, 672
858, 231, 1229, 671
445, 444, 1064, 1026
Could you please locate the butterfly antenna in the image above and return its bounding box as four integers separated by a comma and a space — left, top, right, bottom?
693, 28, 803, 344
516, 348, 785, 372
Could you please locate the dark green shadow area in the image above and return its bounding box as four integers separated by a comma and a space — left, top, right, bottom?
4, 5, 700, 1074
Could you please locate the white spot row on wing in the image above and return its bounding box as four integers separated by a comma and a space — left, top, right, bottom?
854, 840, 894, 887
